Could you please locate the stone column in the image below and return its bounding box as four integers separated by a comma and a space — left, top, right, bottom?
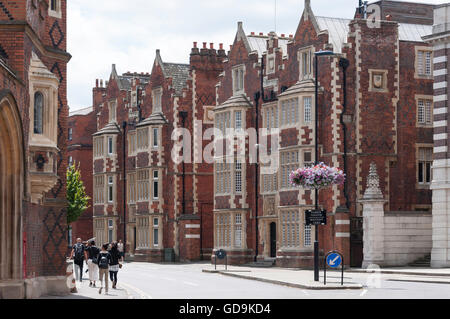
360, 163, 386, 268
424, 4, 450, 268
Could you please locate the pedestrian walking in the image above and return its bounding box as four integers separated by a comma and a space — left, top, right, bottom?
117, 240, 124, 258
86, 240, 100, 287
108, 242, 123, 289
97, 243, 112, 295
70, 238, 87, 282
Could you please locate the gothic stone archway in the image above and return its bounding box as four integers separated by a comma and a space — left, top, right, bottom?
0, 91, 24, 281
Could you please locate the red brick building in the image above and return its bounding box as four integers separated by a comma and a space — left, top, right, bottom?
90, 44, 225, 261
68, 106, 95, 243
0, 0, 70, 298
212, 0, 434, 267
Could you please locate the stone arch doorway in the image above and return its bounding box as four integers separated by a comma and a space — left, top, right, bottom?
0, 91, 25, 281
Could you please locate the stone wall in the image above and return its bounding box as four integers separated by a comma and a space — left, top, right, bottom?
384, 212, 432, 266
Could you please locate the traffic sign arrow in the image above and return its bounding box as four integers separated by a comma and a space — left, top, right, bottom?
329, 255, 340, 266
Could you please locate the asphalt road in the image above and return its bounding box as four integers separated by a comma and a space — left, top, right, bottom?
116, 262, 450, 299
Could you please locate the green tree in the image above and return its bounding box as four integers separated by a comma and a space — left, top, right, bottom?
66, 163, 90, 225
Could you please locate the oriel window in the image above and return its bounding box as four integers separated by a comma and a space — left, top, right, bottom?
34, 91, 44, 134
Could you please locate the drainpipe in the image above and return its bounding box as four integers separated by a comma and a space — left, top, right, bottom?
122, 121, 127, 258
179, 111, 188, 215
339, 58, 350, 210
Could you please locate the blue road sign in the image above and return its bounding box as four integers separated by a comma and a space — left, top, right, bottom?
326, 253, 342, 268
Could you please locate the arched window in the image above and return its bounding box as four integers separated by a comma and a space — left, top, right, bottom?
34, 91, 44, 134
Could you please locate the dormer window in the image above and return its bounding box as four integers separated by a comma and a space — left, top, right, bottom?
34, 92, 44, 134
299, 47, 313, 81
108, 100, 117, 123
152, 88, 162, 113
232, 65, 245, 95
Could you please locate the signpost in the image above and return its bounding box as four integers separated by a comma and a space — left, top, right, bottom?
305, 210, 327, 226
324, 251, 344, 286
215, 249, 227, 270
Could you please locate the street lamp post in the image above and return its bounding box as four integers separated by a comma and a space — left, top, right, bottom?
313, 50, 336, 282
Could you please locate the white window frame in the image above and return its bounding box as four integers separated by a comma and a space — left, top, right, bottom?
280, 97, 299, 127
152, 127, 159, 148
108, 176, 114, 203
235, 159, 242, 193
303, 96, 312, 124
108, 219, 114, 243
415, 47, 433, 78
137, 127, 149, 150
232, 65, 245, 95
107, 136, 114, 155
153, 170, 159, 200
280, 149, 299, 189
418, 147, 433, 185
417, 98, 433, 127
153, 218, 159, 247
108, 100, 117, 123
48, 0, 62, 18
299, 47, 313, 81
137, 170, 150, 201
152, 87, 163, 113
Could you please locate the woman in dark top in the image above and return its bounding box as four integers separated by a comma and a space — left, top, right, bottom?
86, 240, 100, 287
108, 242, 123, 289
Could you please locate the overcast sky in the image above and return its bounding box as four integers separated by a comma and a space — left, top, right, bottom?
67, 0, 444, 111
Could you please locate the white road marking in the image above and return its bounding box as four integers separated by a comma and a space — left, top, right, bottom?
183, 281, 199, 287
302, 290, 310, 296
119, 282, 153, 299
162, 277, 176, 282
360, 289, 368, 297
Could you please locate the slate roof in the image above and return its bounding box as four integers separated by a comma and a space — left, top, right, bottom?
315, 16, 433, 53
162, 62, 190, 96
69, 106, 93, 117
247, 35, 290, 58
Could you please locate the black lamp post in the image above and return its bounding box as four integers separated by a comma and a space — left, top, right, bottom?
313, 50, 336, 282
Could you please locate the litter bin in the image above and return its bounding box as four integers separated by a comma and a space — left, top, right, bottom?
164, 248, 175, 262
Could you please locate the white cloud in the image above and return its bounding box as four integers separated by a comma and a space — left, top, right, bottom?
67, 0, 444, 111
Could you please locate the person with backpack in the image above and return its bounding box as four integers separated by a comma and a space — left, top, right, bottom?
86, 240, 100, 287
97, 243, 112, 295
70, 238, 87, 283
108, 242, 123, 289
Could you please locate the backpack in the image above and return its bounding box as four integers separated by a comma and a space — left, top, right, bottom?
98, 253, 109, 269
91, 247, 100, 264
74, 243, 84, 262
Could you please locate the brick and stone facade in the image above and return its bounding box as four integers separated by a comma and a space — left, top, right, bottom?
90, 45, 225, 262
424, 4, 450, 268
212, 0, 434, 268
68, 106, 95, 243
0, 0, 70, 298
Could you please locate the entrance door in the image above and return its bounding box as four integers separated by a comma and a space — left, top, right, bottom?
350, 217, 363, 267
269, 222, 277, 258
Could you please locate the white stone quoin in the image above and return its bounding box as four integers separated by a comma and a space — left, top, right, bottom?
360, 163, 386, 268
424, 4, 450, 268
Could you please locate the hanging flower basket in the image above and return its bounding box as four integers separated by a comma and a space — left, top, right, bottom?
289, 162, 345, 190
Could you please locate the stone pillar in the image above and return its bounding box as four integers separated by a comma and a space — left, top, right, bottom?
424, 4, 450, 268
360, 163, 386, 268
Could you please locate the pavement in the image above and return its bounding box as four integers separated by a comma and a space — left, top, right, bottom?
41, 277, 137, 299
202, 266, 363, 290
